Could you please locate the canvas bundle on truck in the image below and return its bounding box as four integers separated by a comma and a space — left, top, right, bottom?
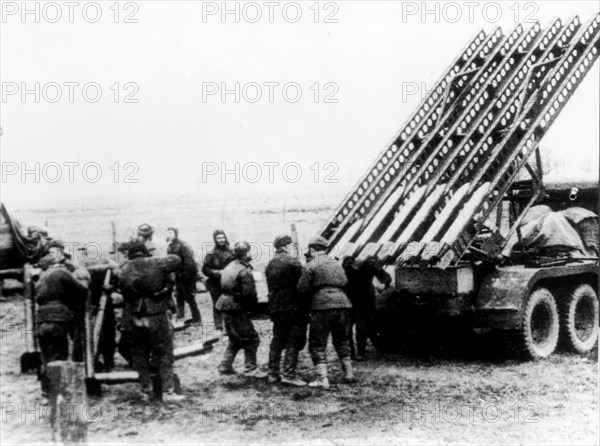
0, 203, 46, 272
0, 204, 22, 270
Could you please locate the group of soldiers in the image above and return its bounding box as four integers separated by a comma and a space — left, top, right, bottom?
32, 223, 392, 402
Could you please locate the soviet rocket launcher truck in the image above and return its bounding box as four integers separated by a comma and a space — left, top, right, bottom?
319, 16, 600, 359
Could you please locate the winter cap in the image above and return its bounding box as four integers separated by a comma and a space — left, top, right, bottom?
274, 235, 293, 249
234, 241, 251, 259
127, 240, 150, 259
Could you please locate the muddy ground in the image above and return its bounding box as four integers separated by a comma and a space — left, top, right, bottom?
1, 293, 598, 445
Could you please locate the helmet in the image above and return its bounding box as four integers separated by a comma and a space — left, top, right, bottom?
137, 223, 154, 237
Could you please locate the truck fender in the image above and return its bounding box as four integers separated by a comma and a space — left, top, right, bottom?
474, 264, 598, 330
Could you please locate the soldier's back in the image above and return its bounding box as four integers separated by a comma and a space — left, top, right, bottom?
302, 253, 350, 310
120, 255, 181, 295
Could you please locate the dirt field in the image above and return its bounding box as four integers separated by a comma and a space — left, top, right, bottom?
1, 201, 598, 444
1, 293, 598, 445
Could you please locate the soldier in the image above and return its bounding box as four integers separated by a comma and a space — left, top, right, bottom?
35, 255, 88, 400
45, 238, 65, 260
342, 256, 391, 361
166, 227, 201, 324
118, 241, 184, 402
43, 239, 90, 363
265, 235, 307, 386
136, 223, 156, 255
216, 241, 267, 378
298, 236, 354, 390
202, 229, 234, 331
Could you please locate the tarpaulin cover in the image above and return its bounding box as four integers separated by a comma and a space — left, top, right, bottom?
559, 207, 598, 224
0, 203, 44, 269
520, 205, 551, 226
518, 212, 587, 256
504, 205, 599, 258
559, 207, 599, 256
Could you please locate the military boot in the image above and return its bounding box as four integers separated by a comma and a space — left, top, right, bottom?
340, 358, 356, 383
267, 374, 281, 384
243, 345, 268, 378
267, 348, 282, 383
281, 348, 306, 387
163, 389, 186, 403
218, 344, 238, 375
244, 368, 268, 379
356, 335, 367, 361
176, 302, 185, 320
350, 338, 356, 360
308, 363, 330, 390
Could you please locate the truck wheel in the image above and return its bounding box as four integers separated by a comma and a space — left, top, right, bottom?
518, 288, 559, 360
559, 284, 599, 354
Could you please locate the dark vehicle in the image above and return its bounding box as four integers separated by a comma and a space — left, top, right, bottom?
316, 18, 600, 359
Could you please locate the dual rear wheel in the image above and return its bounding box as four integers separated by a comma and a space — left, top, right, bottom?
519, 284, 599, 359
372, 284, 599, 359
559, 284, 599, 354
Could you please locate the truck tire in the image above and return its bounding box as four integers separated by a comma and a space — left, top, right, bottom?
559, 284, 599, 354
518, 288, 559, 360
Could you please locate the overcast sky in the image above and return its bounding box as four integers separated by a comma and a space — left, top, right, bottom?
1, 1, 598, 210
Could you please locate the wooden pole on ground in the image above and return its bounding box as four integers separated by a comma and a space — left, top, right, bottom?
91, 338, 219, 386
174, 338, 219, 360
47, 360, 88, 445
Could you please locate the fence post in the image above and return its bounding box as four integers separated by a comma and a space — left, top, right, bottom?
290, 223, 300, 260
47, 360, 88, 445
